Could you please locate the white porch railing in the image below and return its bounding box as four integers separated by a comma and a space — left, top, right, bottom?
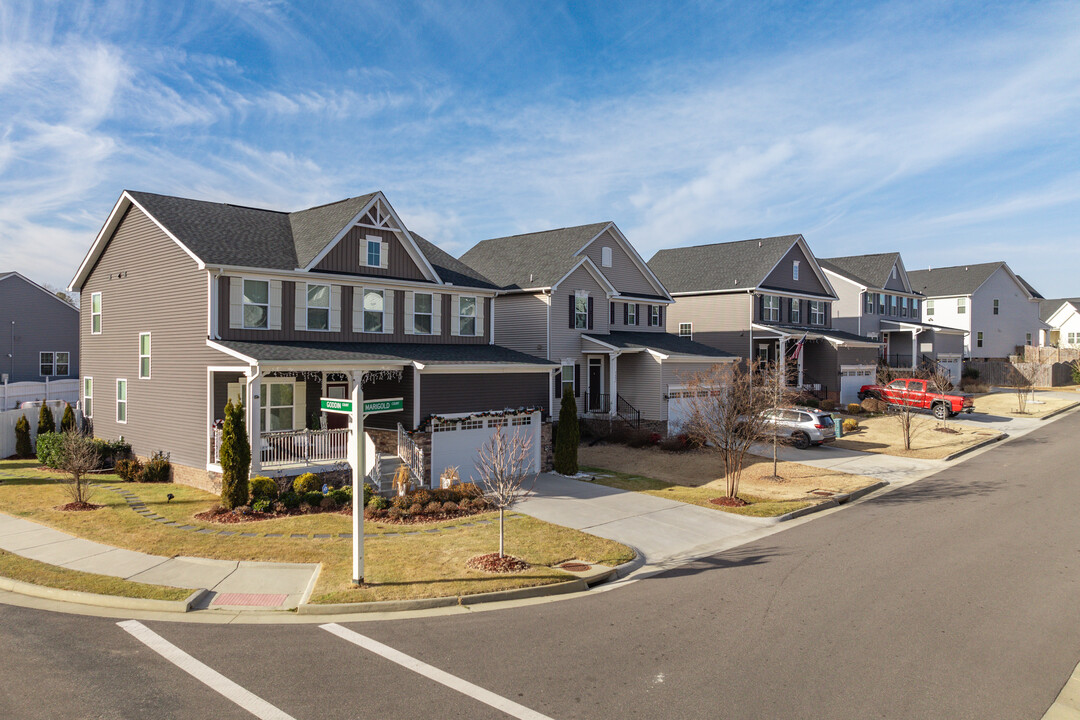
211, 427, 350, 468
397, 422, 425, 484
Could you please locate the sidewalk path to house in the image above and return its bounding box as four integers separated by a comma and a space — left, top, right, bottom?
0, 513, 318, 609
518, 473, 768, 566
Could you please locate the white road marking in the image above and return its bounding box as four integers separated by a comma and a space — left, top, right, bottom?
320, 623, 553, 720
117, 620, 296, 720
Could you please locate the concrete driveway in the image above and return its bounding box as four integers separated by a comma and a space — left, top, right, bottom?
517, 473, 766, 566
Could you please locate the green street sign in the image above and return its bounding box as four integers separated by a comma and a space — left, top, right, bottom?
320, 398, 353, 414
363, 397, 404, 415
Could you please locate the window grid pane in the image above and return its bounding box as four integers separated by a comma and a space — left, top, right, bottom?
367, 240, 380, 267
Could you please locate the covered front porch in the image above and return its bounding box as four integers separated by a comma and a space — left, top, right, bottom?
880, 320, 968, 375
751, 323, 882, 398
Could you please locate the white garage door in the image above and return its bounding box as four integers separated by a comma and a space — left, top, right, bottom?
667, 385, 727, 434
429, 411, 542, 488
938, 355, 962, 386
839, 365, 876, 406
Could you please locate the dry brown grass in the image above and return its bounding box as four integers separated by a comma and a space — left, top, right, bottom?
0, 549, 190, 601
832, 414, 1000, 458
970, 392, 1079, 419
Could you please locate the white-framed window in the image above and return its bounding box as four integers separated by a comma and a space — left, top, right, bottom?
366, 237, 381, 268
39, 351, 68, 376
763, 295, 780, 322
116, 379, 127, 424
892, 266, 898, 279
900, 298, 908, 317
793, 260, 800, 280
242, 279, 270, 329
459, 296, 477, 336
55, 351, 69, 375
679, 322, 692, 338
957, 298, 967, 314
90, 292, 102, 334
1069, 332, 1079, 345
363, 289, 384, 333
976, 331, 983, 348
878, 293, 886, 314
575, 294, 589, 329
809, 300, 825, 325
926, 299, 935, 315
260, 381, 294, 431
789, 299, 801, 324
413, 292, 433, 334
40, 352, 52, 376
650, 305, 660, 326
561, 360, 576, 396
306, 283, 330, 330
864, 293, 874, 313
890, 295, 898, 315
139, 333, 151, 379
601, 247, 612, 267
993, 298, 1000, 315
1026, 333, 1032, 345
912, 298, 920, 315
83, 377, 93, 418
626, 303, 637, 325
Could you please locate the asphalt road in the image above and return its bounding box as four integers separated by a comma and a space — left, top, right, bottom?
3, 411, 1080, 719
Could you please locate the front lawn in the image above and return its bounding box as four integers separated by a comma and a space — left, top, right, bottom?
578, 444, 880, 516
0, 462, 633, 604
969, 391, 1079, 419
832, 414, 1001, 459
0, 549, 190, 601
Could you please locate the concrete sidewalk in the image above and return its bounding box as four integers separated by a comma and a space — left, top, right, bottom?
0, 513, 317, 609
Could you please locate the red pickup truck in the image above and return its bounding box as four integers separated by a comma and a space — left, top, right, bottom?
857, 378, 974, 419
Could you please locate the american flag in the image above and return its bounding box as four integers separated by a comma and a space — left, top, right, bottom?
791, 332, 807, 360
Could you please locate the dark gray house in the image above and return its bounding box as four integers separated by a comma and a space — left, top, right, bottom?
69, 190, 553, 491
0, 272, 79, 386
650, 235, 881, 405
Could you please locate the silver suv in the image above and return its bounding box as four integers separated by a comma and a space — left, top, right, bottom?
763, 407, 836, 449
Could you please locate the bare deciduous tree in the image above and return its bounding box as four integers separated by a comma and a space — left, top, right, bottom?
886, 373, 927, 451
927, 363, 955, 431
1014, 373, 1033, 414
59, 430, 100, 505
472, 427, 538, 558
758, 360, 800, 480
680, 362, 774, 499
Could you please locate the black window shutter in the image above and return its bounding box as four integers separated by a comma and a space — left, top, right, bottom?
623, 302, 628, 324
574, 363, 581, 396
587, 297, 594, 329
635, 303, 640, 325
555, 370, 562, 399
758, 295, 765, 320
659, 306, 663, 326
647, 306, 653, 326
609, 302, 615, 325
569, 294, 575, 328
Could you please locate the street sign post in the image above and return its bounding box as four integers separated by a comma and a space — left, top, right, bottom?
362, 397, 403, 415
320, 397, 353, 414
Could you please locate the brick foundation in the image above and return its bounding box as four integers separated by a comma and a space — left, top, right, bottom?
170, 462, 221, 494
366, 428, 398, 454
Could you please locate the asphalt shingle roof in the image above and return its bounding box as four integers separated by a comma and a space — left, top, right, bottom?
907, 262, 1007, 298
819, 253, 902, 290
459, 222, 612, 290
1040, 298, 1080, 322
647, 235, 803, 294
217, 340, 554, 366
1016, 275, 1044, 299
288, 194, 378, 267
410, 234, 498, 290
584, 331, 736, 358
755, 323, 882, 345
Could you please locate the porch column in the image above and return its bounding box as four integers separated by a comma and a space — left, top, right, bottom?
911, 331, 918, 369
609, 353, 618, 416
779, 337, 787, 383
246, 368, 261, 476
349, 369, 365, 585
798, 347, 805, 388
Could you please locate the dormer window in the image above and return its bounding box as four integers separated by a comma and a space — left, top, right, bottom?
793, 261, 800, 281
601, 247, 612, 267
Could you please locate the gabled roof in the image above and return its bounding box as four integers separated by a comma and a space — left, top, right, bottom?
0, 271, 79, 311
819, 252, 905, 291
410, 233, 498, 290
460, 222, 614, 290
1017, 275, 1044, 299
648, 234, 836, 297
1040, 298, 1080, 323
288, 194, 379, 267
907, 262, 1019, 298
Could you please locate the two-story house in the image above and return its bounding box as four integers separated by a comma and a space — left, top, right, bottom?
907, 262, 1046, 360
461, 222, 736, 433
69, 190, 555, 492
649, 235, 881, 405
1040, 298, 1080, 348
819, 252, 967, 383
0, 272, 79, 393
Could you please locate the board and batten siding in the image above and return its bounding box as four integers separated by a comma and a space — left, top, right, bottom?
419, 373, 549, 419
493, 293, 549, 358
0, 275, 79, 384
80, 206, 231, 470
761, 243, 832, 296
219, 277, 491, 345
665, 293, 754, 359
313, 226, 427, 280
579, 229, 659, 298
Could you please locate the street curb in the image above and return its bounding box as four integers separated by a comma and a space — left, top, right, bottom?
942, 433, 1007, 462
1039, 401, 1080, 421
612, 548, 646, 578
296, 577, 587, 615
832, 480, 890, 505
0, 576, 207, 613
777, 498, 839, 522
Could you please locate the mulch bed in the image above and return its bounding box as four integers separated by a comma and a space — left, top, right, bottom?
364, 507, 487, 525
466, 553, 530, 573
934, 427, 962, 434
193, 506, 347, 524
55, 502, 103, 511
709, 497, 748, 507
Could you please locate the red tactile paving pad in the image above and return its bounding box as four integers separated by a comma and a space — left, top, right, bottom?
211, 593, 288, 607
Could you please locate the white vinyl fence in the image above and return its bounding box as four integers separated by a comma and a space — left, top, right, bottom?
0, 400, 78, 459
1, 379, 80, 411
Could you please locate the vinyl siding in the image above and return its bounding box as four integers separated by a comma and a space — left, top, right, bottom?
550, 265, 610, 363
80, 205, 232, 470
493, 293, 548, 358
969, 267, 1042, 358
825, 274, 868, 336
610, 300, 666, 332
0, 276, 79, 384
314, 226, 428, 280
754, 292, 832, 328
883, 265, 907, 292
219, 277, 491, 345
665, 293, 754, 358
419, 372, 549, 418
760, 243, 832, 296
615, 351, 663, 421
580, 229, 659, 297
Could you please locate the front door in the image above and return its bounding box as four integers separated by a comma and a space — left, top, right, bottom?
325, 383, 349, 429
588, 359, 603, 412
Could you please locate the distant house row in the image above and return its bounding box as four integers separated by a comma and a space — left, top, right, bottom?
61, 189, 1059, 489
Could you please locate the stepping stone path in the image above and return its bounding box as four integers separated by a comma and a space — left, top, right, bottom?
91, 484, 511, 541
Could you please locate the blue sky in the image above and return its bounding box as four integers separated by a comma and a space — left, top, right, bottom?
1, 0, 1077, 297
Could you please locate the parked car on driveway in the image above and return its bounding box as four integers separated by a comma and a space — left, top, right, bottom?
763, 407, 837, 449
858, 378, 974, 419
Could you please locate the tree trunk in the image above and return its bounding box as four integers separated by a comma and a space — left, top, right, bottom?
499, 508, 505, 558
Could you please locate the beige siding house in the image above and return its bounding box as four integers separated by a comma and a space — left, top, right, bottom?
462, 222, 736, 432
70, 190, 554, 491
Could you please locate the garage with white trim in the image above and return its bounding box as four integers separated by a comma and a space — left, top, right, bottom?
839, 365, 876, 405
429, 410, 542, 486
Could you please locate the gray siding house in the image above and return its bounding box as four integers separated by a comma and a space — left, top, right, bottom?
0, 272, 79, 388
650, 235, 881, 405
819, 253, 966, 382
70, 190, 553, 491
461, 222, 735, 431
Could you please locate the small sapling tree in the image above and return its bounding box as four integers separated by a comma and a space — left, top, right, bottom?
58, 430, 101, 507
473, 426, 538, 558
